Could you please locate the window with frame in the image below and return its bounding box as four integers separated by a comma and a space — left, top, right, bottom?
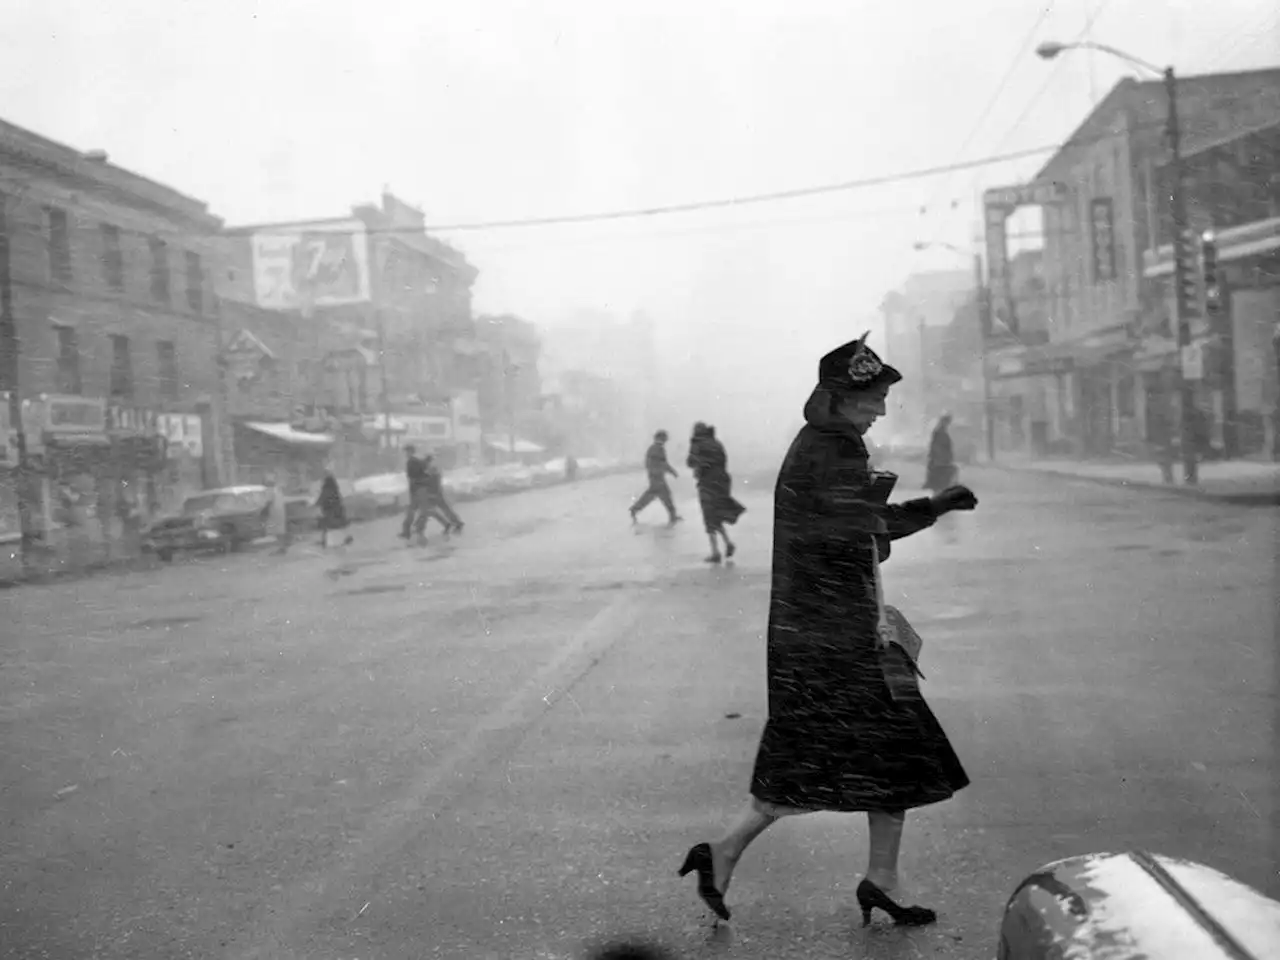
149, 237, 170, 302
156, 340, 179, 400
101, 224, 124, 290
46, 206, 71, 284
109, 334, 133, 399
54, 325, 82, 394
185, 251, 203, 312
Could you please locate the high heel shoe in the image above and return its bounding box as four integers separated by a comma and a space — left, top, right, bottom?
855, 879, 936, 927
677, 843, 731, 921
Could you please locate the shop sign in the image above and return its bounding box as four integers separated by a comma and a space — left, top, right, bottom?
983, 181, 1069, 208
157, 413, 204, 458
400, 414, 452, 442
40, 395, 107, 437
1090, 198, 1117, 283
106, 405, 162, 436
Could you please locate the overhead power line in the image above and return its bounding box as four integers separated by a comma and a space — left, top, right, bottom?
920, 1, 1058, 219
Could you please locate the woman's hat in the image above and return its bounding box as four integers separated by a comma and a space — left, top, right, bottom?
818, 331, 902, 394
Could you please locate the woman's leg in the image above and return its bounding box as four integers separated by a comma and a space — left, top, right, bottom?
708, 800, 779, 893
718, 523, 735, 554
865, 810, 906, 892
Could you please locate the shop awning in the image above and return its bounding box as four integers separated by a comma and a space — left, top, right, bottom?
242, 421, 336, 446
483, 435, 544, 454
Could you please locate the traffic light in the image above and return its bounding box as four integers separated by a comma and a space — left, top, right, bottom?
1173, 226, 1200, 315
1201, 230, 1222, 314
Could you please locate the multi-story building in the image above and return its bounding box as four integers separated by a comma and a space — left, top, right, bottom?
879, 269, 973, 441
474, 313, 547, 462
991, 67, 1280, 458
218, 192, 482, 477
0, 118, 225, 578
1143, 115, 1280, 460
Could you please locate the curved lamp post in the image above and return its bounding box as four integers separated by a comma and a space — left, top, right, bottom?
1036, 39, 1198, 484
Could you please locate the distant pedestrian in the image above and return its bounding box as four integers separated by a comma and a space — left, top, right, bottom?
679, 333, 977, 928
316, 469, 352, 547
266, 473, 291, 555
630, 430, 681, 525
565, 454, 579, 482
924, 413, 958, 492
316, 467, 354, 578
399, 445, 456, 545
421, 454, 465, 535
687, 422, 745, 563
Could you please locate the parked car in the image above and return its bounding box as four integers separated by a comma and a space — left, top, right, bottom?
307, 477, 379, 525
353, 473, 409, 512
143, 485, 272, 562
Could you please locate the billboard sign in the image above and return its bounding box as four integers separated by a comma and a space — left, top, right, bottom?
982, 181, 1070, 344
251, 220, 372, 311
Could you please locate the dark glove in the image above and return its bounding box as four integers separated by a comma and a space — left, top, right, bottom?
931, 484, 978, 514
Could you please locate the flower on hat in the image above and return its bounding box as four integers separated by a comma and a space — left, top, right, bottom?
847, 335, 884, 386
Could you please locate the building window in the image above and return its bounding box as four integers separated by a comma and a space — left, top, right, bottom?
185, 251, 204, 313
109, 334, 133, 399
101, 224, 124, 290
54, 325, 81, 394
46, 206, 71, 284
149, 237, 170, 302
157, 340, 179, 400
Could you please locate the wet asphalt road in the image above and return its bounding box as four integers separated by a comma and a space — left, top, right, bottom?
1, 466, 1276, 960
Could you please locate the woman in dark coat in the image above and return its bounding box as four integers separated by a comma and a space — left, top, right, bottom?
316, 471, 352, 546
679, 333, 977, 927
924, 413, 958, 492
687, 422, 746, 564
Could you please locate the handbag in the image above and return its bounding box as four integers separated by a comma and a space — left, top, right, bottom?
871, 539, 926, 702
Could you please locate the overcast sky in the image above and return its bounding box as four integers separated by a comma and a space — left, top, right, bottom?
1, 0, 1276, 435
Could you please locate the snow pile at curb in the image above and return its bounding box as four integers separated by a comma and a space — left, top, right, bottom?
352, 457, 627, 507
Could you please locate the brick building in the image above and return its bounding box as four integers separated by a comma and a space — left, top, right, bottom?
989, 67, 1280, 459
217, 192, 483, 476
0, 118, 225, 578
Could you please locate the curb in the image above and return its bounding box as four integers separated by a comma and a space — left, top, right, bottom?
0, 467, 633, 590
975, 462, 1280, 507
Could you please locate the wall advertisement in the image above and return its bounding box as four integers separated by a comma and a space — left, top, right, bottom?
251, 220, 372, 311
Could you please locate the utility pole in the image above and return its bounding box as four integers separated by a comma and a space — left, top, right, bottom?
376, 308, 393, 459
1165, 66, 1199, 486
974, 251, 997, 463
0, 190, 29, 573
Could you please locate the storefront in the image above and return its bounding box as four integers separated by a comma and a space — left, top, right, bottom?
233, 419, 335, 493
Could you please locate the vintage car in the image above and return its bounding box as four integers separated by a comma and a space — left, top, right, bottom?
999, 850, 1280, 960
142, 485, 272, 562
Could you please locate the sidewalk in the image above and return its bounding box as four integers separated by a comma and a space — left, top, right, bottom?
0, 462, 629, 589
988, 455, 1280, 505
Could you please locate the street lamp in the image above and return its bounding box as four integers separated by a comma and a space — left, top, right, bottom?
914, 241, 997, 463
1036, 39, 1198, 484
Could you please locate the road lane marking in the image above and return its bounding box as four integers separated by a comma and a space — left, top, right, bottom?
227, 590, 643, 960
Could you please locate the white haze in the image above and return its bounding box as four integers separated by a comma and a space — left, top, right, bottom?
1, 0, 1274, 465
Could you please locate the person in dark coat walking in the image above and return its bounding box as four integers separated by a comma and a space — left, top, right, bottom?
687, 422, 746, 563
924, 413, 958, 492
316, 471, 351, 546
630, 430, 681, 525
679, 333, 977, 927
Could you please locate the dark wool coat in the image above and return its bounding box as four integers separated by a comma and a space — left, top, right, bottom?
687, 434, 746, 533
316, 475, 348, 531
924, 422, 958, 492
749, 386, 970, 813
